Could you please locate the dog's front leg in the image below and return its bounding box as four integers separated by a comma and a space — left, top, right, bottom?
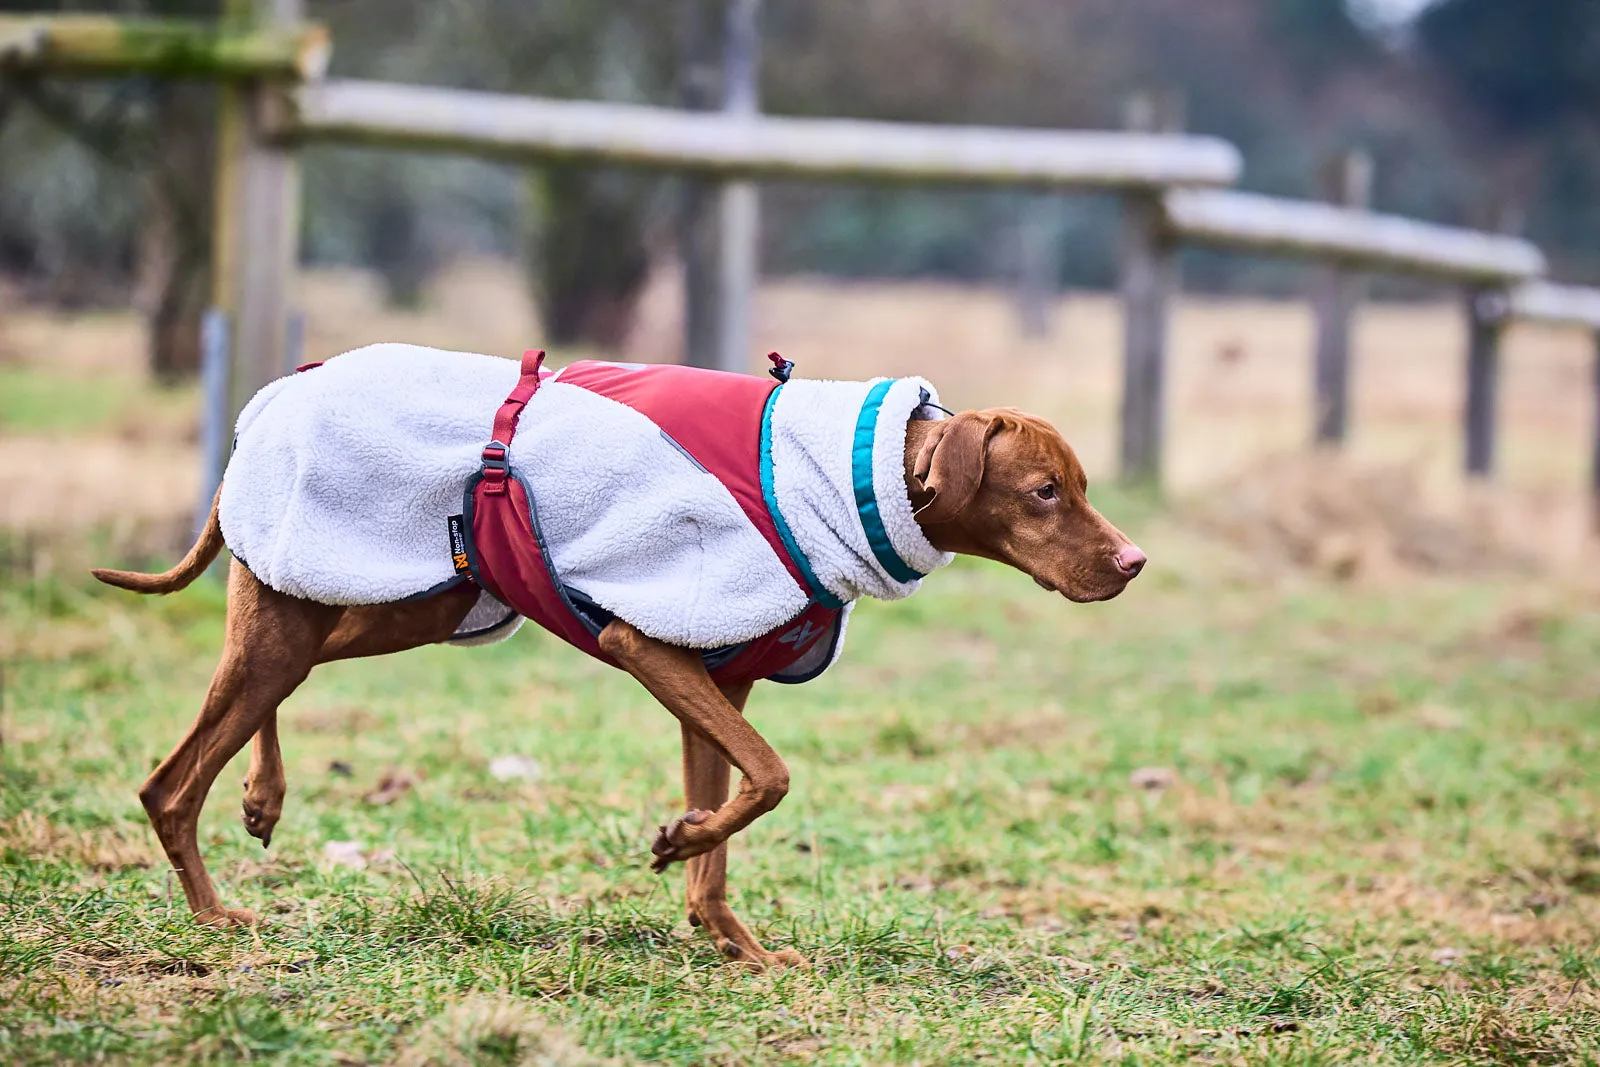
598, 621, 791, 872
679, 683, 807, 970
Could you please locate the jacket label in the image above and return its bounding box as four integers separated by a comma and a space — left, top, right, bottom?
447, 515, 471, 575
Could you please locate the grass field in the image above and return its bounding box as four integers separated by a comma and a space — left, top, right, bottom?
3, 270, 1600, 1064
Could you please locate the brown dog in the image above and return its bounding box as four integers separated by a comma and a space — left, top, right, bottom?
93, 408, 1143, 970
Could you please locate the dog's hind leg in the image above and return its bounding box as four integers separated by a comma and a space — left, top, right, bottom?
681, 682, 807, 970
140, 562, 340, 926
234, 584, 478, 849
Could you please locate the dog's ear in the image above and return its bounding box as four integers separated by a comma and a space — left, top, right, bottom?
911, 411, 998, 526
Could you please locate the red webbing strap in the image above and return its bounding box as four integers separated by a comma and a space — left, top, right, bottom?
481, 349, 546, 496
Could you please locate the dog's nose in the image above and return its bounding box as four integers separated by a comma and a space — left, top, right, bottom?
1114, 545, 1147, 578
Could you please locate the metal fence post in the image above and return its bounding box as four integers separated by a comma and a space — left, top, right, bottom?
284, 309, 305, 375
1591, 329, 1600, 533
680, 0, 759, 374
195, 308, 231, 536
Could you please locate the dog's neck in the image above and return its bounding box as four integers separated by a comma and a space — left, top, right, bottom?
902, 419, 937, 492
902, 418, 974, 557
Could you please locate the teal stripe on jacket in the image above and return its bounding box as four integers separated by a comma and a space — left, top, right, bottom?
851, 380, 925, 585
759, 387, 844, 610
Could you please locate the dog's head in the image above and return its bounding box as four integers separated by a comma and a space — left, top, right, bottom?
907, 409, 1145, 603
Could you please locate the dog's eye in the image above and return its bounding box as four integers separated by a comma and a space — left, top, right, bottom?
1035, 484, 1056, 501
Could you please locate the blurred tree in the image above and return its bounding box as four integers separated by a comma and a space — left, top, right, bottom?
1417, 0, 1600, 136
1270, 0, 1379, 87
308, 0, 675, 346
304, 0, 451, 308
0, 0, 218, 378
470, 2, 674, 350
0, 108, 140, 303
1417, 0, 1600, 277
138, 78, 214, 378
528, 164, 653, 349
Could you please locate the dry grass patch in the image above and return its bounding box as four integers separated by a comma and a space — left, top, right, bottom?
1187, 452, 1550, 581
1, 812, 157, 872
396, 996, 624, 1067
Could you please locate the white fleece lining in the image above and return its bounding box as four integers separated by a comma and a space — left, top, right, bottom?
767, 377, 954, 605
871, 378, 957, 579
221, 343, 520, 607
447, 590, 526, 646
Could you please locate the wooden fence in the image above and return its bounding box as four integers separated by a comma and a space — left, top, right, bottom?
4, 7, 1598, 526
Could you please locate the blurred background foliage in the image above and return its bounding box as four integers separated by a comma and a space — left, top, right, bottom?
1, 0, 1597, 375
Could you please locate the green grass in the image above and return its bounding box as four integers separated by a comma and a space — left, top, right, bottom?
0, 367, 193, 435
3, 507, 1600, 1065
0, 368, 128, 433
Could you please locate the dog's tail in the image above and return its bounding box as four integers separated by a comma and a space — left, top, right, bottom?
92, 487, 225, 594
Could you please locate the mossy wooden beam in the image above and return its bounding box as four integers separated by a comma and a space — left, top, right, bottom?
0, 14, 329, 81
289, 80, 1243, 190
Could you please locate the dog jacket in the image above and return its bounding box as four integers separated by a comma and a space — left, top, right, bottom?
219, 344, 952, 682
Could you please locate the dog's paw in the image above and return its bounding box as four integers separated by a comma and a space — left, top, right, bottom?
650, 809, 715, 872
196, 906, 260, 929
717, 939, 809, 972
240, 800, 276, 848
241, 777, 282, 848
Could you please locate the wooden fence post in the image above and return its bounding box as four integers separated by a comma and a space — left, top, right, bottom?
1463, 287, 1507, 477
1311, 149, 1372, 445
1118, 91, 1183, 485
200, 0, 301, 528
1014, 195, 1059, 339
716, 0, 760, 373
679, 0, 757, 373
679, 0, 720, 370
681, 0, 761, 375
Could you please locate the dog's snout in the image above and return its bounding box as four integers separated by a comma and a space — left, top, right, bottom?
1114, 545, 1147, 579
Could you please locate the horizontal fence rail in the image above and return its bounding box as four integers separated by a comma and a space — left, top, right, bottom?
1506, 281, 1600, 329
1162, 188, 1546, 283
0, 14, 329, 80
287, 79, 1244, 191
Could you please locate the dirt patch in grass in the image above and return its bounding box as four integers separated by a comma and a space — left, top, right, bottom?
1184, 452, 1568, 581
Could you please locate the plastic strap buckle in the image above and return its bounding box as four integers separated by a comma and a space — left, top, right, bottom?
481, 441, 510, 495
